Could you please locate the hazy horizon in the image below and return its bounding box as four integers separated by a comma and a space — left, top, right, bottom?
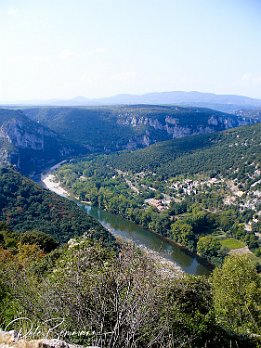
2, 89, 261, 105
1, 0, 261, 102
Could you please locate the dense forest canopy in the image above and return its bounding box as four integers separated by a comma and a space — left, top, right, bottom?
102, 122, 261, 178
0, 167, 115, 247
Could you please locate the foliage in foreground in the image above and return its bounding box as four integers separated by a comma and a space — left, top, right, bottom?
0, 228, 260, 348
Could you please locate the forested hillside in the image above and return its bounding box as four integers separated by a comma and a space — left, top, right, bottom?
54, 123, 261, 265
23, 105, 258, 152
104, 122, 261, 180
0, 167, 115, 246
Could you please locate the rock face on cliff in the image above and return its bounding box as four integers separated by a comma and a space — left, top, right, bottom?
23, 105, 259, 153
115, 106, 254, 141
0, 109, 87, 174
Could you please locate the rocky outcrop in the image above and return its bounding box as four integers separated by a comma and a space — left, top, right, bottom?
118, 113, 255, 134
116, 109, 258, 147
0, 330, 99, 348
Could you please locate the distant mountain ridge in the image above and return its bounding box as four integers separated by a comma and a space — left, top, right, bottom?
95, 91, 261, 108
5, 91, 261, 113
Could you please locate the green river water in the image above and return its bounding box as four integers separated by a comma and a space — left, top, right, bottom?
84, 205, 210, 276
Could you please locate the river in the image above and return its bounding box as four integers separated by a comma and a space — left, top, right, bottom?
40, 164, 210, 276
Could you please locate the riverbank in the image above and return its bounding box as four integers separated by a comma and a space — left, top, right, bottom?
140, 245, 184, 277
41, 161, 70, 196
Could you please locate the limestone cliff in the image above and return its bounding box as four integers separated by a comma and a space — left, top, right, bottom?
115, 107, 258, 148
0, 109, 86, 174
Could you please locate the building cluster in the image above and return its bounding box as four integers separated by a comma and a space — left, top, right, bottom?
170, 177, 222, 196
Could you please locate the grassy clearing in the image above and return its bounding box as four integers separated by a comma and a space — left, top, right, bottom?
220, 238, 245, 250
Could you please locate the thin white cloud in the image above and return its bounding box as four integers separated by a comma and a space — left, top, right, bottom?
7, 6, 18, 16
111, 71, 137, 83
58, 48, 107, 61
94, 47, 107, 54
80, 71, 137, 84
58, 49, 77, 60
0, 6, 19, 16
239, 73, 261, 85
83, 47, 107, 56
9, 55, 50, 64
80, 71, 103, 83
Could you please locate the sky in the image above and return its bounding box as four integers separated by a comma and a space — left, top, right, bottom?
0, 0, 261, 102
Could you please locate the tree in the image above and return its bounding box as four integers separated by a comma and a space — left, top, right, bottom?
185, 205, 213, 234
19, 231, 59, 252
211, 255, 261, 335
197, 236, 223, 265
171, 220, 195, 251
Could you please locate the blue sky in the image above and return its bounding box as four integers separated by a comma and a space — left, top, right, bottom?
1, 0, 261, 101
